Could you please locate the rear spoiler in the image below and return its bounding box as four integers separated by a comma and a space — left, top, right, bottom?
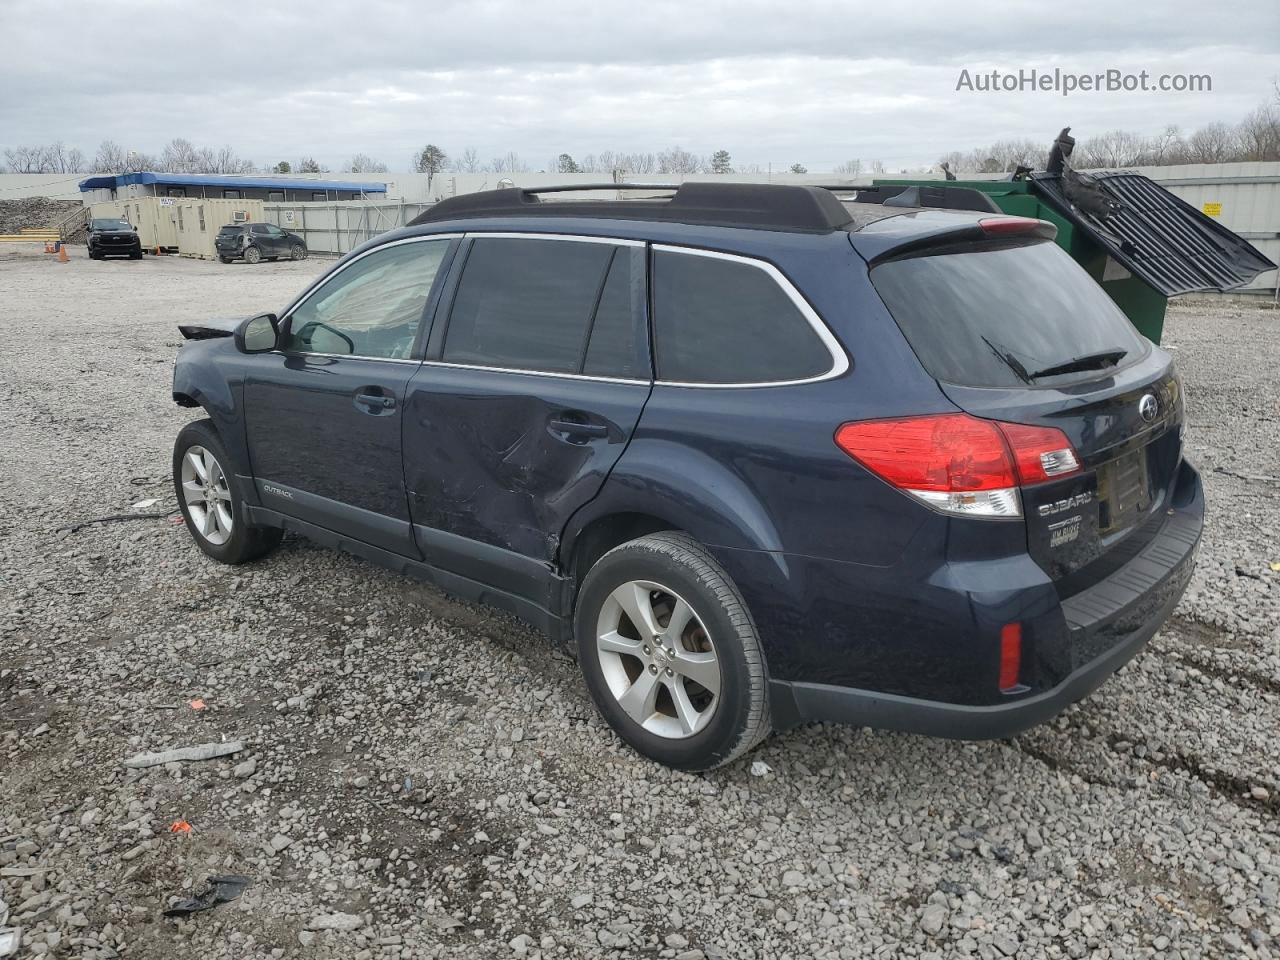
854, 215, 1058, 265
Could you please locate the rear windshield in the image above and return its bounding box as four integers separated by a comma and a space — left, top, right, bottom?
217, 225, 243, 235
870, 239, 1148, 388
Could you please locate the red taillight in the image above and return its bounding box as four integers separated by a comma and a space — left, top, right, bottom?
998, 622, 1023, 692
834, 414, 1081, 518
834, 414, 1014, 491
978, 216, 1045, 236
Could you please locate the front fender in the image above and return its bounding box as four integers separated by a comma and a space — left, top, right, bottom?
172, 340, 250, 479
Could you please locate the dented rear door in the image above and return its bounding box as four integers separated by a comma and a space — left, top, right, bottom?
402, 235, 651, 599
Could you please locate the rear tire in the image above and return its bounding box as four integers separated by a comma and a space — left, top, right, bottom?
173, 419, 282, 565
575, 532, 771, 770
219, 256, 233, 264
244, 246, 261, 264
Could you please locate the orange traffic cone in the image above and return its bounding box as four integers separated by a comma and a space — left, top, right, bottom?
44, 240, 52, 253
57, 244, 69, 263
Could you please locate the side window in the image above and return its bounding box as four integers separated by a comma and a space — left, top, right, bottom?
284, 240, 450, 360
222, 189, 242, 200
653, 250, 834, 384
442, 237, 621, 374
251, 224, 269, 236
583, 250, 648, 379
268, 191, 285, 202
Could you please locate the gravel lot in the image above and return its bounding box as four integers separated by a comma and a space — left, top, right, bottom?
2, 250, 1278, 960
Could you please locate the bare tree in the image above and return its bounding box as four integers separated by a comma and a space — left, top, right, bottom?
1237, 104, 1280, 161
833, 158, 862, 176
4, 141, 87, 173
869, 160, 886, 174
346, 153, 388, 173
490, 151, 527, 173
1145, 125, 1186, 165
161, 138, 200, 173
451, 147, 481, 173
296, 156, 325, 174
1185, 122, 1238, 164
657, 146, 700, 175
3, 145, 45, 173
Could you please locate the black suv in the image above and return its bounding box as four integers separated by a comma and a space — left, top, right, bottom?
215, 222, 308, 264
172, 183, 1203, 770
87, 217, 142, 259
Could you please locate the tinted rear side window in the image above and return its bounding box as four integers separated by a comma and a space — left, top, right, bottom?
870, 239, 1148, 388
653, 250, 833, 384
444, 238, 615, 374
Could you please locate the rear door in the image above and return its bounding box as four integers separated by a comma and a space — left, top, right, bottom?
242, 236, 455, 553
403, 233, 651, 597
869, 236, 1184, 592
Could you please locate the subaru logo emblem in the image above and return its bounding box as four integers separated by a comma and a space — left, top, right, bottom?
1139, 394, 1158, 422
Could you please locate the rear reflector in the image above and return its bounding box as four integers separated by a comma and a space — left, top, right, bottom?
834, 413, 1081, 518
999, 622, 1023, 692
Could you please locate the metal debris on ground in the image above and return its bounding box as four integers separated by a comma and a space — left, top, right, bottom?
161, 875, 251, 918
123, 740, 244, 768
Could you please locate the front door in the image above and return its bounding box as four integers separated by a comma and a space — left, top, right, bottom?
404, 234, 652, 602
243, 236, 455, 554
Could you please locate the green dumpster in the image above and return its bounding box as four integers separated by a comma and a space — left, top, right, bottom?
874, 178, 1170, 343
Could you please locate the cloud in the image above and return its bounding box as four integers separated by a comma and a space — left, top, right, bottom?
2, 0, 1277, 170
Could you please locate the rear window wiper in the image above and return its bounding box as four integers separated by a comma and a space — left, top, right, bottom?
981, 336, 1033, 384
1028, 348, 1128, 380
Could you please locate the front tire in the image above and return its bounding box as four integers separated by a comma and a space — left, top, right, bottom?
575, 532, 771, 770
173, 420, 282, 564
290, 244, 307, 261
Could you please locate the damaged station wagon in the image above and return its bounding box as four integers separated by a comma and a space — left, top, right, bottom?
171, 183, 1203, 770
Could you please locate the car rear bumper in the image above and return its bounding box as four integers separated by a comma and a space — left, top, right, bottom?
768, 458, 1203, 739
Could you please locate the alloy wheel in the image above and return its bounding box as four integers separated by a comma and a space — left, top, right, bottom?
180, 445, 234, 545
595, 580, 721, 738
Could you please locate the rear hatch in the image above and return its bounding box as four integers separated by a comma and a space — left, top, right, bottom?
868, 234, 1185, 596
215, 226, 242, 249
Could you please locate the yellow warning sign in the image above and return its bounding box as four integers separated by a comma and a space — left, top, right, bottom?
1202, 202, 1222, 217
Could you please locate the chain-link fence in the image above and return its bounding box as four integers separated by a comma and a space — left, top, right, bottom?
262, 201, 434, 256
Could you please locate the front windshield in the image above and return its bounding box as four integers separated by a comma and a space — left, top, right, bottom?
91, 218, 132, 230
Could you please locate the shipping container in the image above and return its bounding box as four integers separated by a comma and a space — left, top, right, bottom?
88, 196, 186, 250
174, 198, 265, 259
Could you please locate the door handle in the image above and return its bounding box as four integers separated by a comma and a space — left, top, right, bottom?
548, 418, 608, 438
354, 391, 396, 414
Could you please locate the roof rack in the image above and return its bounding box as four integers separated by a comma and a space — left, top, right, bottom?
410, 182, 855, 233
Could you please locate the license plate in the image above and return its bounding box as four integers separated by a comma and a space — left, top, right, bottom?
1097, 447, 1152, 533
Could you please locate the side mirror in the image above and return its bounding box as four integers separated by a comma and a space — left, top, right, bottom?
235, 313, 279, 354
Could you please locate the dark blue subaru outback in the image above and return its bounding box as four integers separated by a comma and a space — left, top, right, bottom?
171, 183, 1203, 770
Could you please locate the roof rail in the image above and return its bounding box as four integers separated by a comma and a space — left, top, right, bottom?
410, 182, 854, 233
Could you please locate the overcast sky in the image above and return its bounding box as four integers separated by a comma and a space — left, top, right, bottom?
3, 0, 1278, 172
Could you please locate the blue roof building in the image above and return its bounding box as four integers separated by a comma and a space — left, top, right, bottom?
79, 172, 387, 203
